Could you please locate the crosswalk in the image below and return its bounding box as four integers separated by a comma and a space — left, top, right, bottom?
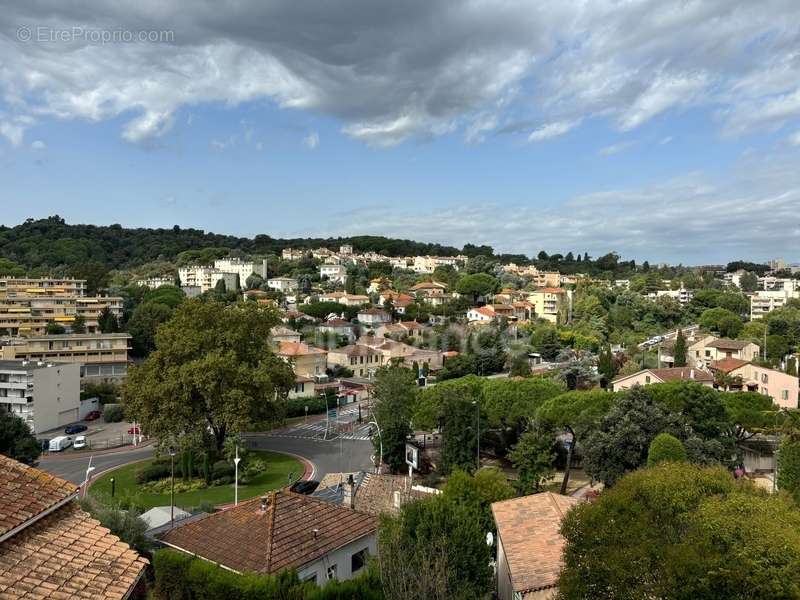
268, 419, 374, 442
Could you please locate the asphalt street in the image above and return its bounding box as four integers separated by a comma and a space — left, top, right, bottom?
38, 433, 374, 485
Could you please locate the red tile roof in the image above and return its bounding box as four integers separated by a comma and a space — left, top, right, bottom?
0, 456, 147, 599
159, 489, 377, 574
648, 367, 714, 383
0, 454, 77, 537
709, 358, 750, 373
277, 341, 327, 356
492, 492, 580, 595
706, 339, 753, 351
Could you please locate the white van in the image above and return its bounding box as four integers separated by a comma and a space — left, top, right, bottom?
73, 435, 87, 450
48, 436, 72, 452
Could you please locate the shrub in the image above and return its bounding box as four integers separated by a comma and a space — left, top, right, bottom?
286, 396, 328, 418
135, 462, 171, 484
778, 438, 800, 504
102, 404, 125, 423
152, 549, 381, 600
211, 460, 234, 482
647, 433, 688, 466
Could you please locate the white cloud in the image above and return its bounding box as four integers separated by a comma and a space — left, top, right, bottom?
0, 2, 799, 146
787, 130, 800, 146
308, 153, 800, 263
659, 136, 673, 145
303, 131, 320, 149
30, 139, 46, 150
598, 140, 636, 156
528, 119, 580, 142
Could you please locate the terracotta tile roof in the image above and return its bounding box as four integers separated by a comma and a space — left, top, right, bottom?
358, 308, 389, 316
332, 344, 382, 357
352, 473, 434, 515
398, 321, 423, 330
709, 358, 750, 373
320, 319, 353, 328
410, 281, 447, 291
470, 306, 496, 318
0, 502, 148, 599
277, 341, 327, 357
159, 489, 377, 574
533, 287, 566, 294
0, 454, 77, 537
707, 338, 752, 351
648, 367, 713, 383
492, 492, 580, 595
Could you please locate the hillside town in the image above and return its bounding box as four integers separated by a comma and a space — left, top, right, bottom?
2, 221, 800, 598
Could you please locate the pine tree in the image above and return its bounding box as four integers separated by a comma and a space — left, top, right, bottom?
598, 344, 615, 388
673, 329, 687, 367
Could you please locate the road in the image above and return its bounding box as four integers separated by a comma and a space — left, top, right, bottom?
39, 431, 374, 485
39, 444, 156, 484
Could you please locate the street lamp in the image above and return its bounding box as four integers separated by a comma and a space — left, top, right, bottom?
233, 446, 241, 506
472, 401, 480, 472
169, 446, 176, 527
82, 455, 95, 498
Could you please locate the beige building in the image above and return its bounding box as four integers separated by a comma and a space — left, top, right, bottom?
492, 492, 580, 600
751, 289, 799, 319
0, 360, 81, 433
710, 358, 799, 409
611, 367, 714, 391
328, 345, 386, 378
0, 332, 131, 383
0, 294, 124, 336
527, 288, 566, 324
0, 277, 87, 298
277, 341, 327, 379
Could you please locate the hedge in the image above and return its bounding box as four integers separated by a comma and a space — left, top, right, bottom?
286, 397, 328, 418
102, 404, 125, 423
152, 549, 383, 600
135, 462, 171, 484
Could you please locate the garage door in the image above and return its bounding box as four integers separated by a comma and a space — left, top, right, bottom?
58, 409, 78, 426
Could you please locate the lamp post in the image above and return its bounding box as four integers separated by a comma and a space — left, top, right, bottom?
82, 455, 95, 498
169, 446, 176, 527
233, 446, 241, 506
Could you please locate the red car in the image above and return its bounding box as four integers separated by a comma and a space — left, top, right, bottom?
84, 410, 101, 421
127, 426, 141, 435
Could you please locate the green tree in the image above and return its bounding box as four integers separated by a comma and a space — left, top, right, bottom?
0, 411, 42, 465
44, 321, 65, 335
582, 387, 691, 487
672, 329, 687, 367
70, 314, 86, 334
127, 301, 173, 357
97, 306, 120, 333
455, 273, 499, 303
699, 307, 743, 338
647, 433, 687, 466
371, 365, 416, 473
558, 463, 800, 599
597, 344, 616, 387
508, 425, 556, 494
123, 300, 294, 452
766, 334, 790, 365
739, 271, 759, 292
508, 354, 531, 377
778, 437, 800, 504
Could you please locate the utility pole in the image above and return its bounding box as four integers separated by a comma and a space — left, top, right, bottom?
233, 446, 241, 506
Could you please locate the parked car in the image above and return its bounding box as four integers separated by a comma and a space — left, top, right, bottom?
49, 436, 72, 452
290, 480, 320, 495
73, 435, 87, 450
127, 426, 141, 435
84, 410, 101, 421
65, 424, 88, 435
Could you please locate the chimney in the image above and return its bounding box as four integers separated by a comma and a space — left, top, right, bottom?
343, 474, 355, 508
259, 495, 270, 513
690, 369, 695, 379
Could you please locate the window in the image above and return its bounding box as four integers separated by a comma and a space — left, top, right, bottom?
351, 548, 368, 573
302, 572, 317, 584
645, 375, 651, 384
326, 564, 337, 581
782, 390, 789, 401
762, 373, 769, 384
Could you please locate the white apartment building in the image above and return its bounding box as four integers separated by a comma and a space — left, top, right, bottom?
340, 244, 353, 255
0, 360, 81, 434
179, 266, 240, 293
136, 276, 174, 289
751, 289, 800, 319
282, 248, 307, 261
647, 288, 694, 304
266, 277, 299, 293
0, 278, 87, 299
213, 258, 255, 283
320, 264, 347, 284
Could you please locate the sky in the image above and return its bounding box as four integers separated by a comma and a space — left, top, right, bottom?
1, 1, 800, 265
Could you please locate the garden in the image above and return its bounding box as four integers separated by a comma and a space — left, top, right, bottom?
90, 448, 303, 510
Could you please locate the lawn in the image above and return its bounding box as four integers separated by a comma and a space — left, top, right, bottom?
89, 450, 304, 510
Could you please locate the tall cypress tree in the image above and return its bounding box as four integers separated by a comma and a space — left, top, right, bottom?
598, 343, 615, 388
673, 329, 687, 367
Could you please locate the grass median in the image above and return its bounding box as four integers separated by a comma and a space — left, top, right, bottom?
89, 450, 304, 510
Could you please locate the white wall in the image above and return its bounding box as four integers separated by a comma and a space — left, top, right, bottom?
297, 533, 377, 585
